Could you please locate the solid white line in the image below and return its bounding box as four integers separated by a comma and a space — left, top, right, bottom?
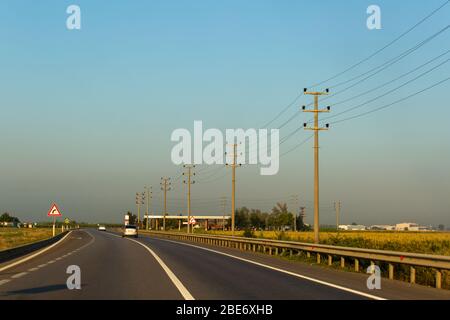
0, 231, 72, 273
11, 272, 28, 279
126, 238, 195, 301
104, 232, 194, 300
155, 237, 387, 301
0, 279, 11, 286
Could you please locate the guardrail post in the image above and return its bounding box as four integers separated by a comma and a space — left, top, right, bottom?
289, 249, 293, 258
328, 255, 332, 266
269, 247, 273, 255
354, 259, 359, 272
436, 270, 442, 289
410, 267, 416, 284
316, 253, 321, 264
275, 247, 279, 255
307, 252, 311, 258
252, 244, 256, 252
340, 257, 345, 268
389, 264, 394, 280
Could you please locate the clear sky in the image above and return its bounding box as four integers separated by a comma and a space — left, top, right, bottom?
0, 0, 449, 226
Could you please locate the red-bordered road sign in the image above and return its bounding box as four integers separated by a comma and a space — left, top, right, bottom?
47, 203, 62, 217
189, 217, 196, 225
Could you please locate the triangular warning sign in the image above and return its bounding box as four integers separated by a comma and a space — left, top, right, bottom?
47, 203, 62, 217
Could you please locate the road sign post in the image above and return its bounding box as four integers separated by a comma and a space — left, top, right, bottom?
47, 203, 62, 236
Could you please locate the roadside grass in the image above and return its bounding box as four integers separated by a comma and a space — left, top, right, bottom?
0, 228, 60, 251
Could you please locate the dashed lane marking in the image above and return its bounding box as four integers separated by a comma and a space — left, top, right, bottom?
0, 279, 11, 286
11, 272, 28, 279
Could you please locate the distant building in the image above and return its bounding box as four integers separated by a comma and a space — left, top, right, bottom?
369, 225, 395, 231
394, 223, 433, 231
338, 224, 367, 231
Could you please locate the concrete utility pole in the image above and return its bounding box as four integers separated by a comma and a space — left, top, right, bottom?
145, 186, 152, 230
183, 165, 195, 234
334, 200, 341, 231
221, 196, 227, 231
135, 192, 141, 228
303, 88, 331, 244
160, 177, 171, 231
226, 143, 241, 236
290, 195, 299, 232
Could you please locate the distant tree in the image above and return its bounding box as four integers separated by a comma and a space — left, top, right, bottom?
249, 209, 268, 230
438, 224, 445, 231
0, 212, 20, 224
126, 211, 137, 225
351, 222, 358, 226
295, 213, 310, 231
235, 207, 250, 229
268, 203, 293, 230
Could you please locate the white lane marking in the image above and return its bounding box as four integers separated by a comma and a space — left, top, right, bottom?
154, 237, 387, 301
0, 231, 72, 273
28, 268, 39, 272
0, 279, 11, 286
55, 257, 62, 261
38, 264, 47, 268
47, 260, 55, 264
105, 232, 194, 300
11, 272, 28, 279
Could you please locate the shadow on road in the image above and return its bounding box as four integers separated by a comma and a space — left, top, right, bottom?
2, 283, 87, 296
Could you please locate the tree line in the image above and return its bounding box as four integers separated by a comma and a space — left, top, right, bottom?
234, 202, 310, 231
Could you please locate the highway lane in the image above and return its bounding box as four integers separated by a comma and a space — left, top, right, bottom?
133, 233, 450, 300
131, 234, 370, 300
0, 230, 183, 300
1, 229, 449, 300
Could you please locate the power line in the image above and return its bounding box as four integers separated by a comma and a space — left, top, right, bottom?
309, 0, 450, 88
328, 25, 449, 89
321, 58, 450, 122
330, 77, 450, 125
328, 50, 450, 108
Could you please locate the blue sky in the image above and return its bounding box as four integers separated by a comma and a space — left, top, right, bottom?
0, 0, 449, 226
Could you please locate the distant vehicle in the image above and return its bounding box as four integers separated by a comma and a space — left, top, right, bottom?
122, 225, 138, 238
98, 225, 106, 231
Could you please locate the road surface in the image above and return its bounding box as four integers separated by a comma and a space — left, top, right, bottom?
0, 229, 448, 300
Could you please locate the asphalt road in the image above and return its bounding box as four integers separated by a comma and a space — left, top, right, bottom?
0, 229, 449, 300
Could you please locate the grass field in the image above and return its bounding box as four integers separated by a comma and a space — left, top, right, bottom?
0, 228, 59, 251
202, 230, 450, 256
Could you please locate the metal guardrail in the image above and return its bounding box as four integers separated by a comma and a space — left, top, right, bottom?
144, 231, 450, 289
0, 231, 69, 264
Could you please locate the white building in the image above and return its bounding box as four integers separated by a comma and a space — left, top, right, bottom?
338, 224, 367, 231
369, 225, 395, 231
395, 222, 419, 231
